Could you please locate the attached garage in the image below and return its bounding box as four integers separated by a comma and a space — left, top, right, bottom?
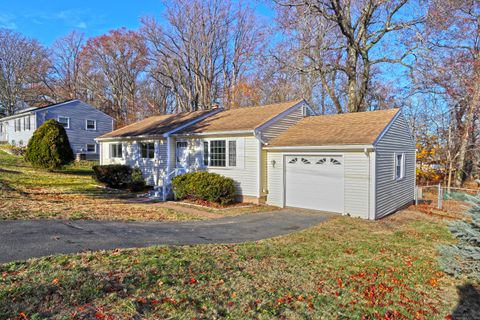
285, 155, 344, 213
264, 109, 416, 220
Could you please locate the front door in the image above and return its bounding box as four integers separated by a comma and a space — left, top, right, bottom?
176, 141, 189, 168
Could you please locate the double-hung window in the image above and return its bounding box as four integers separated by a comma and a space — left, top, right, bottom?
86, 119, 96, 130
86, 144, 96, 153
24, 117, 30, 130
394, 153, 405, 180
15, 119, 21, 132
210, 140, 226, 167
110, 143, 123, 158
58, 117, 70, 128
203, 140, 237, 168
140, 142, 155, 159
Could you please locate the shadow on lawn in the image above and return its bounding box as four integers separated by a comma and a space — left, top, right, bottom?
452, 283, 480, 319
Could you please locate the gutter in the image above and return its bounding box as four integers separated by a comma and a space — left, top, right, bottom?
264, 145, 375, 151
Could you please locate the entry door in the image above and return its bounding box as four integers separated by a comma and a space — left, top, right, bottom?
176, 141, 189, 168
285, 155, 344, 213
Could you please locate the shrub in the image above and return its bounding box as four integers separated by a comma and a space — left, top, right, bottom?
92, 165, 146, 191
171, 171, 236, 205
130, 168, 147, 192
25, 119, 74, 170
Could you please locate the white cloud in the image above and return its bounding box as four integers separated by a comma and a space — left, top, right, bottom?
0, 13, 17, 29
75, 21, 87, 29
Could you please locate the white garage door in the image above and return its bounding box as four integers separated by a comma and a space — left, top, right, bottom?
285, 155, 344, 213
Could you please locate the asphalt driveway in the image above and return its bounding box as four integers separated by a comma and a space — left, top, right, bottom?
0, 210, 332, 263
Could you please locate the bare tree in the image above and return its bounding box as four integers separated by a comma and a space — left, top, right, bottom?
273, 0, 423, 113
0, 29, 51, 116
415, 0, 479, 187
81, 28, 148, 125
50, 31, 85, 101
141, 0, 264, 112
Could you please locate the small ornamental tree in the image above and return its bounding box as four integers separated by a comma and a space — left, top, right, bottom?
439, 193, 480, 280
25, 119, 75, 170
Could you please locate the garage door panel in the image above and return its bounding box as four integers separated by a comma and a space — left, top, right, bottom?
285, 155, 344, 213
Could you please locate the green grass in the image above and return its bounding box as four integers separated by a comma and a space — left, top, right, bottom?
0, 212, 465, 319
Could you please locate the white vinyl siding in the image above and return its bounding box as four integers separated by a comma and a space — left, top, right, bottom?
375, 113, 415, 219
100, 139, 169, 186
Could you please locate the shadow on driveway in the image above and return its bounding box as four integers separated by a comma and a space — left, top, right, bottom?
0, 210, 334, 263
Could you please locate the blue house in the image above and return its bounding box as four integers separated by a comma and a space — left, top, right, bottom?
0, 100, 114, 160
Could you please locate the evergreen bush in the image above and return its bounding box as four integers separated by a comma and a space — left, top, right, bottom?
171, 171, 236, 205
439, 193, 480, 280
92, 164, 146, 191
25, 119, 74, 170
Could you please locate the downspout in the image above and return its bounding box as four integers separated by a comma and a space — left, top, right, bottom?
163, 134, 172, 201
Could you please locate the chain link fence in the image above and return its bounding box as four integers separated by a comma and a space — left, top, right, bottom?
415, 185, 479, 217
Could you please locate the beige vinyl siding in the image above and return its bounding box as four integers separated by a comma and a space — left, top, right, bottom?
260, 107, 304, 143
266, 150, 372, 218
375, 113, 415, 218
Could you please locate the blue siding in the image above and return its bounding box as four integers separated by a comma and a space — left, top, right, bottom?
0, 100, 113, 159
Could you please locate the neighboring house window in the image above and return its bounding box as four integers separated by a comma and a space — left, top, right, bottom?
86, 144, 96, 153
395, 153, 405, 180
58, 117, 70, 128
140, 142, 155, 159
15, 119, 21, 132
110, 143, 123, 158
203, 141, 209, 166
228, 141, 237, 166
86, 119, 96, 130
210, 140, 226, 167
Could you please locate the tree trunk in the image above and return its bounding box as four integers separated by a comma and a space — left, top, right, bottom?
346, 45, 358, 112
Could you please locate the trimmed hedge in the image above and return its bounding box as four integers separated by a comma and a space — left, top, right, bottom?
92, 165, 146, 191
24, 119, 74, 170
171, 172, 236, 205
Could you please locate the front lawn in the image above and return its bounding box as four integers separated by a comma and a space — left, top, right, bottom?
0, 209, 476, 319
0, 151, 271, 221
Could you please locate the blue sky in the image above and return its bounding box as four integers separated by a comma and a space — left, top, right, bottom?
0, 0, 165, 44
0, 1, 274, 45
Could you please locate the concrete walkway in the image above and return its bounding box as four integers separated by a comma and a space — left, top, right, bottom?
0, 210, 332, 263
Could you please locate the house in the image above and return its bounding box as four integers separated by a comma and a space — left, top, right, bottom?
0, 100, 114, 160
96, 99, 415, 220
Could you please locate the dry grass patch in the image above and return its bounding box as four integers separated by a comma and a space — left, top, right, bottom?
0, 151, 270, 221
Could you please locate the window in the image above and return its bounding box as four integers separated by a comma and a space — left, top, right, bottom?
209, 140, 226, 167
58, 117, 70, 128
203, 141, 209, 166
110, 143, 123, 158
86, 144, 96, 153
24, 117, 30, 130
140, 142, 155, 159
14, 119, 21, 132
395, 153, 405, 180
86, 119, 96, 130
228, 141, 237, 167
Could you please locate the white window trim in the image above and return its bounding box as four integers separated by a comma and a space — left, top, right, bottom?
110, 143, 123, 159
394, 152, 405, 181
85, 119, 97, 131
58, 116, 70, 129
203, 139, 237, 169
86, 144, 96, 153
140, 142, 155, 159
